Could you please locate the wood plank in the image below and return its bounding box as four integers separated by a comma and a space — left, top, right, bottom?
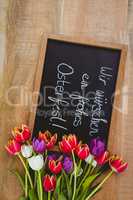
0, 1, 60, 199
53, 1, 129, 200
0, 0, 131, 200
117, 0, 133, 199
0, 0, 9, 91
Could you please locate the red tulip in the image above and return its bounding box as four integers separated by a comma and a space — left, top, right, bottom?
75, 143, 90, 160
95, 151, 110, 166
59, 134, 78, 153
43, 175, 56, 192
5, 139, 21, 155
109, 156, 128, 173
12, 124, 31, 143
39, 131, 57, 149
48, 160, 62, 174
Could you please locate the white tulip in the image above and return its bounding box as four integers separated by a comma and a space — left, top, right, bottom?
28, 155, 44, 171
77, 168, 83, 177
85, 154, 97, 167
21, 145, 33, 158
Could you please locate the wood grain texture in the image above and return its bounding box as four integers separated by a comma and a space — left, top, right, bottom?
54, 1, 129, 200
0, 0, 8, 74
0, 1, 60, 199
0, 0, 132, 200
118, 0, 133, 199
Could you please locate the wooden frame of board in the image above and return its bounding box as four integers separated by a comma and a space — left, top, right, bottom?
29, 34, 127, 150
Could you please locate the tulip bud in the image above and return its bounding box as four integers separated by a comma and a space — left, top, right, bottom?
59, 134, 78, 153
12, 124, 31, 143
109, 155, 128, 173
75, 144, 90, 160
5, 139, 21, 155
63, 156, 73, 174
48, 160, 62, 174
39, 131, 57, 149
89, 138, 105, 157
28, 155, 44, 171
43, 175, 56, 192
85, 154, 97, 167
95, 151, 110, 166
21, 144, 33, 158
47, 154, 57, 161
32, 138, 46, 154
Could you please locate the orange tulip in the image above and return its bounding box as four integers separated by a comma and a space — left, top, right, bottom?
39, 131, 57, 149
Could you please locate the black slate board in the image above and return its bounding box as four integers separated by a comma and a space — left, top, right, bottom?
33, 37, 124, 145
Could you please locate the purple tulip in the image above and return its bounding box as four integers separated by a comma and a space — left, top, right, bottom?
89, 138, 105, 157
32, 138, 46, 154
47, 154, 58, 161
63, 156, 73, 174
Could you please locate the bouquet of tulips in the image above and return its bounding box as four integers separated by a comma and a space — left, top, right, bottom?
5, 124, 128, 200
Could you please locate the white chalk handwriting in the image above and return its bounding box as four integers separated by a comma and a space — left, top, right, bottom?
48, 63, 74, 130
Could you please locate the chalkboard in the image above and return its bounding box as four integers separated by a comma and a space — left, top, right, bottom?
31, 35, 127, 145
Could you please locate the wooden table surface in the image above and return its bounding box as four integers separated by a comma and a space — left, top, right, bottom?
0, 0, 133, 200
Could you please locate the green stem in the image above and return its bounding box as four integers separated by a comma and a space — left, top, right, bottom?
85, 170, 114, 200
44, 155, 48, 169
86, 158, 93, 177
34, 171, 37, 188
77, 160, 82, 174
25, 161, 28, 197
90, 165, 95, 175
45, 149, 48, 158
72, 151, 77, 200
18, 154, 33, 189
38, 171, 43, 200
48, 192, 51, 200
94, 167, 99, 174
63, 170, 71, 199
84, 162, 90, 174
70, 173, 73, 185
76, 158, 93, 194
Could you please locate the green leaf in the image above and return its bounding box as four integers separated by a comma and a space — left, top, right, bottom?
53, 174, 62, 199
58, 193, 67, 200
98, 163, 110, 174
77, 180, 101, 200
61, 173, 66, 190
84, 183, 102, 200
19, 197, 27, 200
62, 170, 72, 199
10, 170, 25, 191
56, 175, 62, 194
82, 173, 99, 191
37, 177, 40, 198
43, 191, 47, 200
29, 189, 38, 200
